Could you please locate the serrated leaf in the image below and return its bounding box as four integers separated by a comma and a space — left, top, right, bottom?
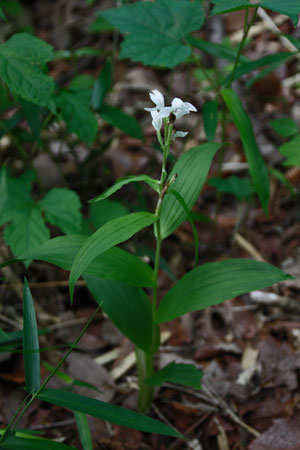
4, 205, 50, 258
270, 118, 299, 138
146, 362, 203, 389
99, 104, 144, 140
222, 88, 269, 214
155, 259, 293, 323
84, 275, 153, 353
203, 99, 218, 142
69, 213, 156, 300
160, 143, 222, 239
56, 89, 98, 144
1, 235, 154, 288
22, 278, 40, 393
89, 175, 159, 203
38, 389, 182, 437
259, 0, 300, 26
278, 134, 300, 167
0, 33, 54, 107
99, 0, 204, 67
0, 436, 76, 449
208, 176, 254, 202
40, 188, 82, 234
211, 0, 254, 16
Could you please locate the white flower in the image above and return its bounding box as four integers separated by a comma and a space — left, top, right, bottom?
157, 97, 197, 121
173, 130, 188, 140
144, 89, 165, 113
150, 110, 163, 131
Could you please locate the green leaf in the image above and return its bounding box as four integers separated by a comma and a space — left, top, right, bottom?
4, 205, 50, 258
155, 259, 293, 323
40, 188, 82, 234
0, 436, 76, 449
222, 88, 270, 214
270, 118, 299, 138
0, 33, 54, 107
269, 167, 296, 195
259, 0, 300, 26
146, 362, 203, 389
89, 199, 129, 228
160, 143, 222, 239
203, 99, 218, 142
99, 104, 144, 140
84, 275, 153, 353
20, 99, 41, 142
1, 235, 154, 288
186, 35, 248, 63
0, 6, 7, 21
69, 213, 156, 300
89, 175, 159, 203
74, 412, 93, 450
88, 16, 115, 33
278, 134, 300, 167
23, 278, 40, 393
37, 389, 182, 437
56, 89, 98, 144
99, 0, 205, 68
91, 59, 112, 109
210, 0, 254, 16
208, 176, 253, 202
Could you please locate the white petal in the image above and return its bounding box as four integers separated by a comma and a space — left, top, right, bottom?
171, 97, 184, 109
184, 101, 197, 112
174, 104, 190, 119
156, 106, 173, 120
174, 130, 188, 138
151, 110, 162, 130
144, 107, 157, 112
149, 89, 165, 109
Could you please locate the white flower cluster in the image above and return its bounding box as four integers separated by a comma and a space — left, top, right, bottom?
145, 89, 197, 138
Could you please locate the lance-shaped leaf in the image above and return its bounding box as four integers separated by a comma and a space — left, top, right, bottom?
203, 99, 218, 142
38, 389, 182, 437
69, 213, 156, 300
0, 235, 154, 288
186, 35, 248, 63
146, 362, 203, 389
99, 0, 204, 68
0, 436, 76, 449
222, 88, 269, 214
23, 278, 40, 393
74, 412, 93, 450
155, 259, 293, 323
160, 143, 222, 239
0, 33, 54, 108
89, 175, 159, 203
99, 104, 144, 140
84, 275, 153, 353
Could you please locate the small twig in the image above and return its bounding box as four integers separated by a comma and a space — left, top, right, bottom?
29, 418, 75, 430
234, 233, 266, 262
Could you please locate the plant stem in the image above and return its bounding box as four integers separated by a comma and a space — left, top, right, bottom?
135, 348, 155, 413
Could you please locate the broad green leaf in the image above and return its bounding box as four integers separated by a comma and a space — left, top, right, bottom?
4, 205, 50, 258
270, 118, 299, 138
39, 188, 82, 234
203, 99, 218, 142
211, 0, 254, 16
186, 35, 248, 63
1, 235, 154, 288
89, 175, 159, 203
56, 89, 98, 144
146, 362, 203, 389
278, 134, 300, 167
224, 52, 293, 84
208, 176, 253, 202
91, 59, 112, 109
20, 99, 41, 142
0, 436, 76, 449
69, 213, 156, 300
84, 275, 153, 353
88, 16, 115, 33
99, 104, 144, 140
99, 0, 204, 67
160, 143, 222, 239
259, 0, 300, 26
38, 389, 182, 437
222, 88, 269, 214
155, 259, 293, 323
89, 199, 129, 228
0, 33, 54, 107
23, 278, 40, 393
74, 412, 93, 450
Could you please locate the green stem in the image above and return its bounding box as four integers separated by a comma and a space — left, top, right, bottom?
135, 348, 155, 413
